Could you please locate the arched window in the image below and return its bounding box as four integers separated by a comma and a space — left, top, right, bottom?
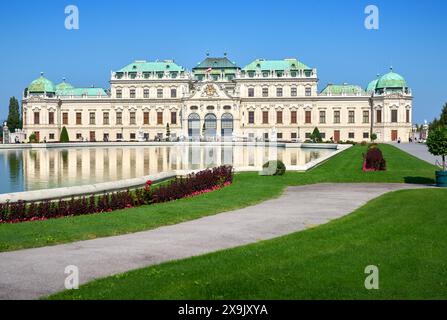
188, 113, 200, 137
221, 113, 234, 137
204, 113, 217, 138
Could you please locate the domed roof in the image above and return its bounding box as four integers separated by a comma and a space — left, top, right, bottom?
366, 78, 379, 92
28, 73, 56, 93
56, 78, 74, 91
376, 69, 407, 89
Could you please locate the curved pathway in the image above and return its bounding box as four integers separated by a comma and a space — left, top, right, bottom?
0, 183, 429, 300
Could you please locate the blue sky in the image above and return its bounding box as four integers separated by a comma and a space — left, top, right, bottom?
0, 0, 445, 123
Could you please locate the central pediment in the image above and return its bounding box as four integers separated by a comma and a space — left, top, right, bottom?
189, 82, 234, 100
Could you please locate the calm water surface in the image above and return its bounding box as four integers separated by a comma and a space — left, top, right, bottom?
0, 145, 334, 194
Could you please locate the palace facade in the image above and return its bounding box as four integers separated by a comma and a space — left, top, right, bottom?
22, 55, 413, 143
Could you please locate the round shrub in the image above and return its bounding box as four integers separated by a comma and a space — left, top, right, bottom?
262, 160, 286, 176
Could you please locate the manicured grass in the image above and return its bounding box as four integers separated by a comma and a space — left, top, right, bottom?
0, 144, 436, 252
49, 188, 447, 300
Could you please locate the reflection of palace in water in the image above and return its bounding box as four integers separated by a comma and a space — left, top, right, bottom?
20, 146, 330, 190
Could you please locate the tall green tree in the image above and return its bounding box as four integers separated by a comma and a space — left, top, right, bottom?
310, 127, 322, 143
7, 97, 21, 132
430, 103, 447, 130
60, 126, 69, 142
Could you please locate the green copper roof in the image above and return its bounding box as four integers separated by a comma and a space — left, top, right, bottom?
193, 57, 240, 70
366, 78, 379, 92
56, 80, 74, 91
376, 70, 407, 89
28, 74, 56, 93
57, 87, 108, 97
321, 84, 365, 95
117, 60, 185, 73
243, 58, 311, 71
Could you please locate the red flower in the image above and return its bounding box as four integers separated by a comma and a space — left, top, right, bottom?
146, 180, 152, 186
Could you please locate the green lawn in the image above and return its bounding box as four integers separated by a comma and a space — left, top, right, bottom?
0, 144, 436, 252
49, 188, 447, 300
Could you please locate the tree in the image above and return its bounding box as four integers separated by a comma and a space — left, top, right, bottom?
371, 133, 378, 142
7, 97, 21, 133
166, 123, 170, 140
310, 127, 322, 143
430, 103, 447, 130
60, 126, 70, 142
426, 127, 447, 171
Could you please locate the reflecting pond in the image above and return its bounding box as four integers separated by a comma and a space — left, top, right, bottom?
0, 145, 334, 194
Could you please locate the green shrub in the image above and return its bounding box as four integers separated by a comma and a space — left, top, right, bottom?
28, 133, 37, 143
261, 160, 286, 176
310, 127, 322, 143
60, 126, 69, 142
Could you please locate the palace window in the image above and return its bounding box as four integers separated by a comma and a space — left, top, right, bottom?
143, 112, 150, 125
48, 112, 54, 125
34, 112, 40, 125
376, 110, 382, 123
130, 133, 136, 140
76, 133, 82, 140
76, 112, 82, 125
143, 89, 149, 98
248, 111, 255, 124
319, 111, 326, 124
103, 112, 109, 125
116, 112, 122, 125
277, 133, 283, 139
262, 111, 269, 124
276, 111, 283, 124
248, 88, 255, 97
116, 89, 122, 98
89, 112, 96, 125
348, 111, 355, 124
291, 111, 297, 124
291, 132, 297, 139
157, 112, 163, 125
305, 87, 312, 96
406, 109, 410, 123
49, 133, 55, 140
171, 88, 177, 98
116, 133, 123, 140
262, 87, 269, 97
363, 132, 370, 139
171, 111, 177, 125
130, 89, 136, 99
157, 88, 163, 98
291, 87, 297, 97
348, 132, 355, 139
130, 111, 136, 125
391, 110, 398, 123
305, 132, 311, 139
320, 132, 326, 139
276, 87, 283, 97
62, 112, 68, 125
305, 110, 312, 124
334, 110, 340, 124
363, 110, 370, 123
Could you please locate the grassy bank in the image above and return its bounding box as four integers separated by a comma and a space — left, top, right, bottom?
50, 188, 447, 300
0, 144, 436, 252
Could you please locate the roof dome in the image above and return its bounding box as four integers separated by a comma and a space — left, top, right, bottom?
28, 73, 56, 93
376, 69, 407, 89
366, 79, 379, 92
56, 78, 74, 91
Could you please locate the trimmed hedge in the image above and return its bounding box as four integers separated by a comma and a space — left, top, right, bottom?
262, 160, 286, 176
0, 166, 233, 224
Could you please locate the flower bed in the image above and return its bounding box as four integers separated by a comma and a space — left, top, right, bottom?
0, 166, 233, 224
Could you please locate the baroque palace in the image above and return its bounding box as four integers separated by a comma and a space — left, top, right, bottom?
22, 55, 413, 143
